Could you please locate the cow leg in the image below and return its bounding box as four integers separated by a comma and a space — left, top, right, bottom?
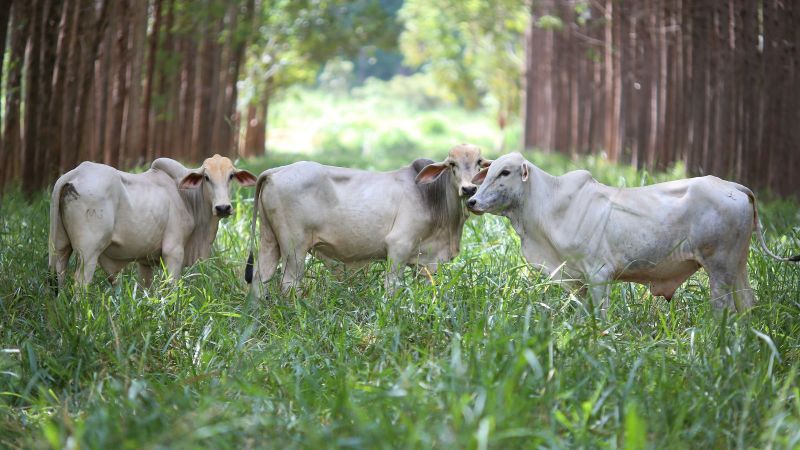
53, 245, 72, 289
585, 267, 614, 318
384, 238, 415, 293
586, 280, 611, 318
711, 252, 754, 312
62, 199, 114, 288
733, 267, 755, 311
704, 256, 741, 311
702, 233, 752, 312
161, 242, 185, 282
98, 255, 128, 285
277, 233, 312, 295
73, 250, 101, 287
139, 264, 154, 287
256, 217, 281, 285
280, 247, 310, 295
707, 269, 738, 311
69, 235, 111, 288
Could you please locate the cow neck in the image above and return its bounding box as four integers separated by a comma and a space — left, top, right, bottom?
445, 181, 469, 254
180, 186, 220, 266
510, 163, 557, 236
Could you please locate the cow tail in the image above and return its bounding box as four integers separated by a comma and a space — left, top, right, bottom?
48, 182, 64, 273
735, 184, 800, 263
245, 173, 267, 284
48, 179, 73, 290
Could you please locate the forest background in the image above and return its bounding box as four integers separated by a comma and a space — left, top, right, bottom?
1, 0, 798, 197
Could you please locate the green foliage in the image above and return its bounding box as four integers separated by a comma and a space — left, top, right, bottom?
418, 116, 448, 136
318, 58, 356, 94
399, 0, 528, 117
624, 403, 647, 450
314, 122, 369, 159
372, 128, 417, 159
537, 14, 564, 30
1, 165, 799, 447
240, 0, 400, 107
2, 87, 800, 447
354, 73, 456, 110
263, 83, 502, 169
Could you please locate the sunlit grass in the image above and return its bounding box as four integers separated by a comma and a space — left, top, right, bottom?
2, 85, 800, 447
1, 152, 799, 448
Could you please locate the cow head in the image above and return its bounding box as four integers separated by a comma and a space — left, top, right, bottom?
467, 152, 529, 214
414, 144, 491, 198
179, 154, 257, 217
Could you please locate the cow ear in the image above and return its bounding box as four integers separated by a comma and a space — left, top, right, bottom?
521, 163, 529, 182
472, 168, 489, 185
480, 159, 493, 168
180, 172, 204, 189
415, 162, 448, 185
234, 170, 257, 186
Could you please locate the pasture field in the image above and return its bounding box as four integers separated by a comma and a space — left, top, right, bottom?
2, 89, 800, 448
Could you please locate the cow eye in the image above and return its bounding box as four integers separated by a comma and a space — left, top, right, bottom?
476, 160, 483, 168
229, 173, 234, 180
204, 174, 210, 182
499, 169, 510, 177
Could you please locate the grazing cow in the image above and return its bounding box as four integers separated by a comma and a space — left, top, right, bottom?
245, 144, 491, 295
49, 154, 257, 287
467, 152, 799, 314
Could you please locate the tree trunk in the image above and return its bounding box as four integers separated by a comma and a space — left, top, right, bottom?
218, 0, 254, 157
196, 9, 221, 159
0, 1, 12, 146
125, 0, 147, 167
49, 0, 77, 180
180, 35, 197, 158
242, 78, 272, 158
72, 0, 109, 166
106, 0, 129, 168
1, 1, 30, 192
59, 0, 84, 174
95, 9, 112, 164
142, 0, 163, 162
21, 0, 46, 196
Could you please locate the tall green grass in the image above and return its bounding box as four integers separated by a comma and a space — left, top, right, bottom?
2, 84, 800, 448
1, 149, 799, 448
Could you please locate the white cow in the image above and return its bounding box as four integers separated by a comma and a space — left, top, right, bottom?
245, 144, 491, 295
467, 152, 799, 313
49, 154, 257, 287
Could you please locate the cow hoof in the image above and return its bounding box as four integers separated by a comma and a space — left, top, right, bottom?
47, 274, 59, 295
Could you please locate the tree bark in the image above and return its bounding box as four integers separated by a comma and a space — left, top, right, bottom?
142, 0, 163, 162
48, 0, 77, 180
21, 0, 46, 196
1, 1, 30, 192
242, 77, 272, 158
0, 1, 13, 140
72, 0, 109, 166
106, 0, 129, 168
125, 0, 147, 167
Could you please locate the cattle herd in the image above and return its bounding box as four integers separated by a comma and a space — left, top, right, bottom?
48, 144, 799, 315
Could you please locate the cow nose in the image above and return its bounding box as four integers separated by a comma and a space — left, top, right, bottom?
461, 186, 477, 197
467, 198, 477, 209
215, 204, 232, 216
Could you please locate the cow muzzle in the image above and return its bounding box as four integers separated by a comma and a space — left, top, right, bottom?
214, 204, 233, 217
460, 185, 477, 197
466, 198, 484, 215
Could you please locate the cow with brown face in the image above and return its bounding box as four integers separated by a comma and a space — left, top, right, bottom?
49, 154, 257, 287
245, 144, 491, 295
